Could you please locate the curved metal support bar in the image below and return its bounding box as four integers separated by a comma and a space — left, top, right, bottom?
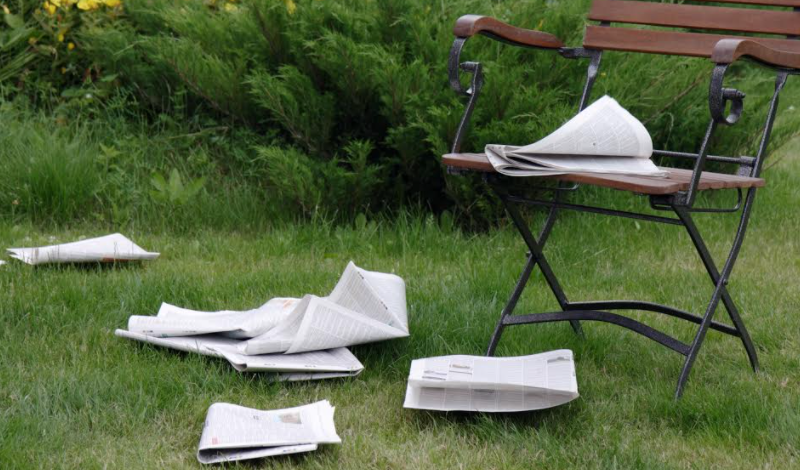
448, 38, 485, 154
448, 37, 471, 96
566, 300, 739, 336
709, 64, 746, 126
503, 310, 691, 355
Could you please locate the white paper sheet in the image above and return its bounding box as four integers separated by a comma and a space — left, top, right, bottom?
485, 96, 666, 177
127, 298, 299, 339
115, 329, 364, 379
245, 262, 409, 354
6, 233, 159, 265
123, 261, 409, 355
197, 401, 340, 464
403, 350, 579, 412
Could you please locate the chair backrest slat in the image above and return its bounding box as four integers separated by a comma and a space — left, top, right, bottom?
584, 25, 800, 58
589, 0, 800, 36
692, 0, 800, 7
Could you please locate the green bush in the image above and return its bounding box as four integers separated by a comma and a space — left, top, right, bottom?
1, 0, 798, 226
0, 107, 101, 223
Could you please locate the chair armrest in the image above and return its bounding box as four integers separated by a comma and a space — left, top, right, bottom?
453, 15, 565, 49
711, 39, 800, 70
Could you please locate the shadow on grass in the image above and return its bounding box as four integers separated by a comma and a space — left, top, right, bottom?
28, 261, 151, 272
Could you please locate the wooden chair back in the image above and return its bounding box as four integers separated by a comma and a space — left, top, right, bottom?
584, 0, 800, 58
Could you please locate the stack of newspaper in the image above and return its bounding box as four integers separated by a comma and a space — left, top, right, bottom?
485, 95, 667, 177
403, 350, 579, 412
197, 401, 340, 464
6, 233, 159, 265
116, 262, 408, 380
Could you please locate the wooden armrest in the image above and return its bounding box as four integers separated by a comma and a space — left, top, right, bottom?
711, 39, 800, 70
453, 15, 565, 49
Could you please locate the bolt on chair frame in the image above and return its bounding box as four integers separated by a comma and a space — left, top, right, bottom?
445, 15, 799, 398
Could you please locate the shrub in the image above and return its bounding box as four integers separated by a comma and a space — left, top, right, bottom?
0, 107, 101, 223
1, 0, 798, 225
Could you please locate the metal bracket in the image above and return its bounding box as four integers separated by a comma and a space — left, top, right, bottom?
651, 189, 743, 213
709, 64, 746, 125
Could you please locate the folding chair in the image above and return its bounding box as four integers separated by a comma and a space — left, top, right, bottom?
443, 1, 800, 398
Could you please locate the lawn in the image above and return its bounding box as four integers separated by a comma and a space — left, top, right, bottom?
1, 142, 799, 469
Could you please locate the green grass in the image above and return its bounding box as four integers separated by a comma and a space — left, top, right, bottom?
1, 142, 800, 469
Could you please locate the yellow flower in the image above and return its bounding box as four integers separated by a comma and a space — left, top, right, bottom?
223, 2, 237, 11
67, 42, 75, 50
2, 5, 10, 14
103, 0, 121, 7
284, 0, 296, 15
57, 33, 65, 42
43, 1, 57, 14
50, 0, 62, 6
28, 37, 38, 45
77, 0, 99, 10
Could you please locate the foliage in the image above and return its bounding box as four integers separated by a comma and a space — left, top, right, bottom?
1, 0, 799, 226
0, 105, 101, 223
149, 169, 206, 206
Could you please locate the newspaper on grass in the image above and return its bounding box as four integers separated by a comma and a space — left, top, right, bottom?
197, 401, 340, 464
115, 329, 363, 380
485, 96, 667, 177
403, 350, 579, 412
126, 261, 409, 355
6, 233, 159, 265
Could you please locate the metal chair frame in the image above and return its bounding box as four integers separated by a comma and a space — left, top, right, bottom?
447, 36, 795, 398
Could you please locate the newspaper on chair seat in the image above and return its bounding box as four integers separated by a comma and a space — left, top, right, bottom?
197, 401, 340, 464
403, 350, 579, 412
485, 96, 667, 177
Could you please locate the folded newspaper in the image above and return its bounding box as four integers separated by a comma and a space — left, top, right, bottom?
6, 233, 159, 265
485, 96, 667, 177
125, 261, 409, 355
197, 401, 340, 464
115, 329, 364, 381
403, 350, 579, 412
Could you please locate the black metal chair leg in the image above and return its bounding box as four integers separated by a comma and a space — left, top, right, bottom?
675, 275, 726, 398
487, 253, 536, 356
678, 192, 761, 373
486, 186, 583, 356
497, 188, 583, 336
673, 195, 758, 397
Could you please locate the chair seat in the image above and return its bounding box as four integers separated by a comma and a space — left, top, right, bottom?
442, 152, 765, 195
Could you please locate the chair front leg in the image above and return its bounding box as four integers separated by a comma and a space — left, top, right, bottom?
672, 191, 759, 398
486, 184, 582, 356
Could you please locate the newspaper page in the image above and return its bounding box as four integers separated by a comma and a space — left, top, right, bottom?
403, 350, 579, 412
485, 96, 666, 177
123, 261, 408, 355
127, 298, 299, 338
197, 401, 340, 464
244, 262, 409, 355
6, 233, 159, 265
114, 329, 364, 379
